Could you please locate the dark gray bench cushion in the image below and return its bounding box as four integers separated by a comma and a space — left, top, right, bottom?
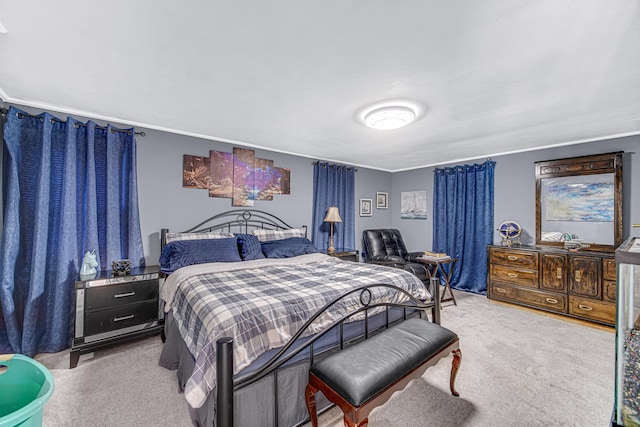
310, 318, 457, 407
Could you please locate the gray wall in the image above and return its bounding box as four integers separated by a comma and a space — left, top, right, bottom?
135, 130, 392, 265
137, 129, 313, 265
390, 168, 433, 252
0, 103, 393, 265
2, 102, 638, 265
391, 134, 640, 252
354, 167, 393, 258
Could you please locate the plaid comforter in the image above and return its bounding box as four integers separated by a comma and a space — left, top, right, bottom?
162, 253, 429, 408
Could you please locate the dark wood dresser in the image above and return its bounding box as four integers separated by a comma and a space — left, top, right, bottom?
71, 265, 164, 368
487, 245, 615, 326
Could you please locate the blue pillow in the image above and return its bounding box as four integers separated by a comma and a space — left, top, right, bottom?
235, 233, 265, 261
261, 237, 321, 259
159, 237, 241, 274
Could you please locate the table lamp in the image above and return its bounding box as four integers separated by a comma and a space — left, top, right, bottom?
323, 206, 342, 254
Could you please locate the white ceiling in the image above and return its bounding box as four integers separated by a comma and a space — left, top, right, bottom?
1, 1, 639, 172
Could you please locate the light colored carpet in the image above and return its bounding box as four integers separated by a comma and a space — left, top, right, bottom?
35, 290, 614, 427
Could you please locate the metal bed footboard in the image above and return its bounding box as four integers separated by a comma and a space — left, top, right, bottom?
216, 278, 440, 427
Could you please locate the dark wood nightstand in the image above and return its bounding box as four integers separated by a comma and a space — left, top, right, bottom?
327, 248, 359, 262
70, 265, 164, 368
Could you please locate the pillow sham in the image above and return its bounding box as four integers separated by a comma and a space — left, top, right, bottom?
165, 231, 234, 244
235, 233, 265, 261
159, 237, 241, 274
261, 237, 321, 259
252, 228, 306, 242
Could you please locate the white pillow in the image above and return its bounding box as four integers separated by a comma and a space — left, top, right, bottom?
165, 231, 234, 243
252, 228, 306, 242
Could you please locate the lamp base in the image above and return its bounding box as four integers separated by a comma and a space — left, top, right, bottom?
328, 246, 336, 254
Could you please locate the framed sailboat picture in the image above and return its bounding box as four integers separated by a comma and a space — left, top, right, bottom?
401, 191, 427, 219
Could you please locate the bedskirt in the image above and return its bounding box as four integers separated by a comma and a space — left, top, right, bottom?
160, 312, 333, 427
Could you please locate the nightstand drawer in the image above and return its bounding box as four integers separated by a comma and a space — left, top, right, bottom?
86, 279, 158, 310
84, 300, 158, 336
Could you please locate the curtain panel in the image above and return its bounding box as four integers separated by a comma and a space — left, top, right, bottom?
0, 107, 144, 356
432, 161, 495, 294
311, 162, 355, 251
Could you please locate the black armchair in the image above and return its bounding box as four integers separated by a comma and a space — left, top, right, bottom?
362, 229, 429, 282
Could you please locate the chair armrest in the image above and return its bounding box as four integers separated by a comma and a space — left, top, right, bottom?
372, 254, 405, 263
406, 252, 425, 262
369, 255, 406, 269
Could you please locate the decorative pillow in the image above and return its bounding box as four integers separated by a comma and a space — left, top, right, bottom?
261, 237, 321, 259
159, 237, 241, 273
235, 233, 265, 261
252, 228, 306, 242
165, 231, 234, 244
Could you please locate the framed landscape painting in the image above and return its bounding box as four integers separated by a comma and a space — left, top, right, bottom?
400, 191, 427, 219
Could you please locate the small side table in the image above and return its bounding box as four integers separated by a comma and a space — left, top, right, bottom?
70, 265, 164, 368
416, 256, 458, 306
327, 248, 359, 262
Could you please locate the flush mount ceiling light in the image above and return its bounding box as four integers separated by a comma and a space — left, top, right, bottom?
364, 106, 416, 130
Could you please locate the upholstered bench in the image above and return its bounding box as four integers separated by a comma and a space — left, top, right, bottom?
305, 318, 461, 427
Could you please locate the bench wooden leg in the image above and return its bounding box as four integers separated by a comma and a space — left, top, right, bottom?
450, 348, 462, 397
305, 383, 319, 427
343, 415, 368, 427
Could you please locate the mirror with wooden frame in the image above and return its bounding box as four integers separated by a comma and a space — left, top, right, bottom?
535, 152, 623, 252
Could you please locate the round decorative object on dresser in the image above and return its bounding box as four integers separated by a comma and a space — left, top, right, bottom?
498, 221, 522, 247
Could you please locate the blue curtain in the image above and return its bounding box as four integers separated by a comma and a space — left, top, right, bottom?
0, 107, 145, 356
432, 161, 495, 294
311, 162, 355, 251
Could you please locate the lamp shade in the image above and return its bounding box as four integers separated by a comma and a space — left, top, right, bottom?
323, 206, 342, 223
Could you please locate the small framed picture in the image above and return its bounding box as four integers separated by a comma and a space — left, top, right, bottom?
376, 192, 388, 209
360, 199, 373, 217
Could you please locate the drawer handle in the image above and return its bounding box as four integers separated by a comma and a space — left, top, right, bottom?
115, 292, 136, 298
113, 314, 135, 322
578, 304, 593, 311
495, 287, 506, 293
556, 268, 562, 279
507, 273, 518, 278
545, 298, 558, 304
507, 256, 518, 261
575, 271, 581, 283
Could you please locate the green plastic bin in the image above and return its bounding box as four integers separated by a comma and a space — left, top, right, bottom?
0, 354, 54, 427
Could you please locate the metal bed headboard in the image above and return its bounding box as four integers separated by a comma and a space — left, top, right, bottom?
160, 209, 307, 248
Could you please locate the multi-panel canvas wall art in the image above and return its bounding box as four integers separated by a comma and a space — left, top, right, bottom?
183, 147, 290, 206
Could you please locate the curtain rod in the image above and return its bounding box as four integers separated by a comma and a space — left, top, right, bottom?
434, 157, 493, 169
312, 160, 358, 172
0, 108, 146, 137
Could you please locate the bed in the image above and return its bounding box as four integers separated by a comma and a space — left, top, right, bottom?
157, 209, 440, 427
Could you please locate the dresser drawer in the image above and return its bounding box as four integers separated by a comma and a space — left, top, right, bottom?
490, 265, 538, 288
490, 248, 539, 269
84, 300, 158, 336
86, 279, 158, 311
569, 296, 615, 325
603, 258, 616, 281
490, 283, 567, 313
603, 280, 616, 302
